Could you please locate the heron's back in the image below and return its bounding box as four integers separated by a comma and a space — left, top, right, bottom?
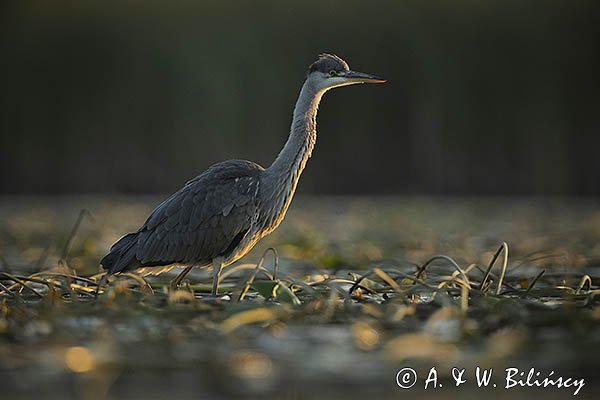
100, 160, 265, 274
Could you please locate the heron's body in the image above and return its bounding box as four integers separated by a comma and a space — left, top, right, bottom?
101, 54, 384, 293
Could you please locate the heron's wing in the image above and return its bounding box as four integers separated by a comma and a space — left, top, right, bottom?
133, 160, 263, 266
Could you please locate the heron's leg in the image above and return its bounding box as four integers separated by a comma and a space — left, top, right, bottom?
170, 265, 194, 290
212, 257, 224, 296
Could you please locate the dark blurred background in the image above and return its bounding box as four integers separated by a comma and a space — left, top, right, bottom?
1, 0, 599, 195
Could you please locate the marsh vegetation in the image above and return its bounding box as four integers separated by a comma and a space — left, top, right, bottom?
0, 196, 599, 399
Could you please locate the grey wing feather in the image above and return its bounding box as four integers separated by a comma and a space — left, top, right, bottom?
101, 160, 263, 273
137, 160, 262, 263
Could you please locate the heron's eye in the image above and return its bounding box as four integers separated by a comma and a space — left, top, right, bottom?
329, 70, 337, 77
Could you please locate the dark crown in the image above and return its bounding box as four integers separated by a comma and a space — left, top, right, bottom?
308, 53, 350, 74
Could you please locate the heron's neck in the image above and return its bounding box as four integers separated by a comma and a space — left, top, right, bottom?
267, 79, 324, 184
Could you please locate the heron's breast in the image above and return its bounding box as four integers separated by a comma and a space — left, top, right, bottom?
223, 226, 262, 265
259, 182, 298, 236
223, 176, 298, 265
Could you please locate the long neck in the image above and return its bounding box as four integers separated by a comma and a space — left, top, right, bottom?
267, 79, 324, 182
258, 79, 325, 233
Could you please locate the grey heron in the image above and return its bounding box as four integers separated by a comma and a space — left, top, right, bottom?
100, 53, 385, 294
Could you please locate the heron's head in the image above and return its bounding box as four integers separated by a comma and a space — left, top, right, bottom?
306, 53, 385, 91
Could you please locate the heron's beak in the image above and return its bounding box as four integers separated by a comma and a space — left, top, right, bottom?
342, 70, 386, 84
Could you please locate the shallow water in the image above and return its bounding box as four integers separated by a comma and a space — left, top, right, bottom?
0, 196, 599, 399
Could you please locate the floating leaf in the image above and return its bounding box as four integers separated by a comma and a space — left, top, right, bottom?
251, 280, 278, 298
273, 282, 301, 306
251, 280, 301, 305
